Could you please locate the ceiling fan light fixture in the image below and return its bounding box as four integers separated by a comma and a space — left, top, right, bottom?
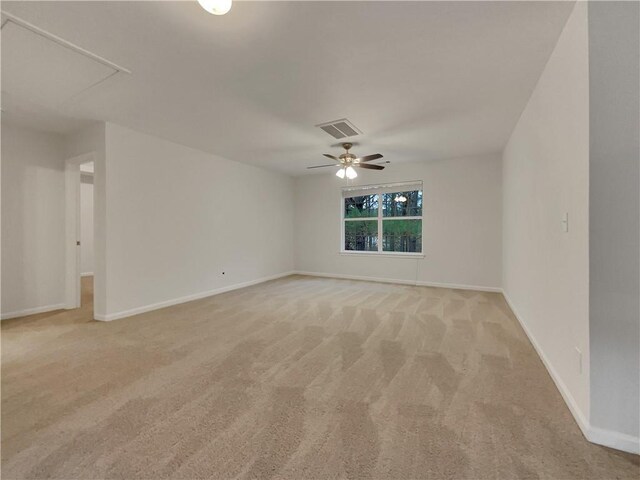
197, 0, 232, 15
336, 167, 346, 179
345, 166, 358, 179
395, 195, 407, 203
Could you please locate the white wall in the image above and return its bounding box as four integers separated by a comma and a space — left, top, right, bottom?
101, 123, 294, 319
2, 122, 294, 321
80, 177, 94, 276
588, 1, 639, 445
294, 154, 502, 290
1, 123, 67, 318
502, 1, 590, 433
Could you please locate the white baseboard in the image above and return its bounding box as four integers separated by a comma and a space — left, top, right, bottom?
94, 271, 295, 321
417, 280, 502, 293
503, 291, 639, 455
293, 271, 502, 293
589, 426, 640, 455
502, 292, 591, 436
81, 272, 94, 277
1, 303, 66, 320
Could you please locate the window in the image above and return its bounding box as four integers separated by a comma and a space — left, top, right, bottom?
342, 182, 423, 254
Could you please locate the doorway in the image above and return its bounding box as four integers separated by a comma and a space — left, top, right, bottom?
79, 161, 94, 308
64, 152, 96, 312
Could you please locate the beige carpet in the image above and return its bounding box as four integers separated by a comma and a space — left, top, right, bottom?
2, 275, 638, 479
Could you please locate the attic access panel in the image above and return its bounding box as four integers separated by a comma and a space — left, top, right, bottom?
1, 13, 128, 108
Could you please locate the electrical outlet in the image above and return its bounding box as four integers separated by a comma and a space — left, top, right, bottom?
575, 347, 582, 374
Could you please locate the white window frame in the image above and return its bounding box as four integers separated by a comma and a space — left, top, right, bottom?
340, 182, 424, 257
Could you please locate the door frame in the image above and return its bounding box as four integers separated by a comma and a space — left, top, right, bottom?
65, 152, 96, 309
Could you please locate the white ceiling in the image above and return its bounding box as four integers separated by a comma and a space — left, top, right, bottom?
1, 1, 575, 175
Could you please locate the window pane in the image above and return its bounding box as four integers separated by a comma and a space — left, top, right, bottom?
345, 195, 378, 218
382, 190, 422, 217
345, 220, 378, 251
383, 219, 422, 252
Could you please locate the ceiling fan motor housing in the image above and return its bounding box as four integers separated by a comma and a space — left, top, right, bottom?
340, 143, 356, 164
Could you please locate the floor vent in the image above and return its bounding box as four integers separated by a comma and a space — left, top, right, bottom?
316, 119, 362, 139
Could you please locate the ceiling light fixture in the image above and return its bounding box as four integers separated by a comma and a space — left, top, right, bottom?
394, 194, 407, 203
336, 167, 346, 179
197, 0, 232, 15
345, 166, 358, 179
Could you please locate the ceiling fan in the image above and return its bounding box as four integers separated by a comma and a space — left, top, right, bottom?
307, 143, 385, 179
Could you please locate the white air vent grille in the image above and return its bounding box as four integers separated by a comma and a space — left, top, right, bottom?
316, 119, 362, 139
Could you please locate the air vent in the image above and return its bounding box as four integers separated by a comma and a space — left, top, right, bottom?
316, 119, 362, 139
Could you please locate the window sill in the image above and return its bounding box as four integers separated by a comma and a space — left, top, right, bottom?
339, 251, 425, 259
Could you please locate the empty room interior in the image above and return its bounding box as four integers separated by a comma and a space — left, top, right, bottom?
1, 1, 639, 478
